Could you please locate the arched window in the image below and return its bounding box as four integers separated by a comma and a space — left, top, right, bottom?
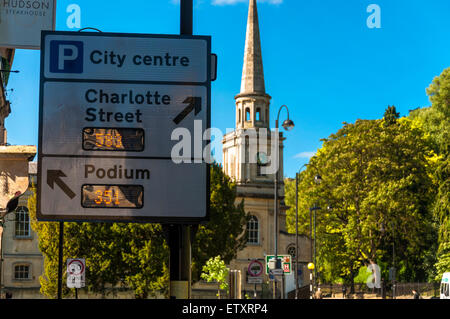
245, 108, 251, 122
287, 245, 296, 260
15, 206, 30, 238
247, 215, 259, 244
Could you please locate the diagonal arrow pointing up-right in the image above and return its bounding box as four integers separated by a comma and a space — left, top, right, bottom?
173, 96, 202, 125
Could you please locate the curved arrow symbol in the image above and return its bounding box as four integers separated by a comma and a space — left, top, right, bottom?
47, 170, 76, 199
173, 96, 202, 125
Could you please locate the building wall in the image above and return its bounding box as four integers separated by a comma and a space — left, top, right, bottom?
1, 165, 45, 299
228, 195, 311, 297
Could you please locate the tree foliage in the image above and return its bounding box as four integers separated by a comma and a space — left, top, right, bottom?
200, 255, 229, 299
192, 163, 249, 282
410, 67, 450, 279
29, 186, 168, 299
286, 111, 437, 286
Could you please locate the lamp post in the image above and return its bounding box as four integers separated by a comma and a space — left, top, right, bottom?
273, 105, 294, 299
303, 165, 322, 295
391, 222, 396, 299
294, 162, 322, 298
309, 203, 321, 294
295, 172, 299, 299
294, 164, 308, 299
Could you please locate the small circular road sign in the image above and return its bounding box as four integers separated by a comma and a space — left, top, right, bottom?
68, 259, 85, 276
248, 260, 263, 277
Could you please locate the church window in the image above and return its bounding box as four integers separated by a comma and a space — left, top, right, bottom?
245, 108, 251, 122
287, 245, 296, 260
256, 108, 261, 121
257, 152, 268, 177
247, 215, 259, 244
257, 163, 266, 177
230, 156, 235, 177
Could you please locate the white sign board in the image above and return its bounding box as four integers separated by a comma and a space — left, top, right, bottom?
248, 277, 263, 284
265, 255, 292, 275
41, 32, 209, 82
37, 31, 211, 223
41, 81, 208, 158
0, 0, 56, 49
67, 258, 85, 289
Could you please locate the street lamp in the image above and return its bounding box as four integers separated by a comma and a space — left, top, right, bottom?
311, 174, 321, 292
294, 161, 322, 299
294, 164, 308, 299
273, 105, 294, 299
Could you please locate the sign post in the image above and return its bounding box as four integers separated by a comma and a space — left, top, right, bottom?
248, 259, 264, 298
67, 258, 86, 299
167, 0, 195, 300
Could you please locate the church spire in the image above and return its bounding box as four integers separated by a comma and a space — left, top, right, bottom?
234, 0, 270, 130
240, 0, 266, 95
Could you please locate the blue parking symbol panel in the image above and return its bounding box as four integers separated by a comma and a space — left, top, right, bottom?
49, 40, 84, 74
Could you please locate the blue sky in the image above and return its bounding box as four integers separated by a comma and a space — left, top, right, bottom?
4, 0, 450, 178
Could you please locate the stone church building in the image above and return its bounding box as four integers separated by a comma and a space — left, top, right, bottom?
221, 0, 311, 298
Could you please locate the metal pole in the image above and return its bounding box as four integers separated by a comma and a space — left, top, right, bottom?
313, 208, 316, 291
166, 224, 192, 299
273, 120, 279, 299
57, 221, 64, 299
295, 173, 299, 299
167, 1, 194, 300
180, 0, 193, 35
309, 208, 312, 265
0, 221, 4, 299
392, 238, 396, 299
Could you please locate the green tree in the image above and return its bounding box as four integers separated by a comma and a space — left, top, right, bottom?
29, 186, 168, 298
192, 163, 249, 282
410, 67, 450, 279
200, 255, 229, 299
383, 105, 400, 126
286, 112, 437, 287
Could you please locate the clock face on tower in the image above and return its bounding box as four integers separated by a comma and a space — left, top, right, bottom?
256, 152, 268, 165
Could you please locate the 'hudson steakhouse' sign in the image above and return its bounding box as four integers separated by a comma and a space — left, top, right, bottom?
0, 0, 55, 49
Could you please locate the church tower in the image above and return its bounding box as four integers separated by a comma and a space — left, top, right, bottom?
223, 0, 284, 189
221, 0, 311, 298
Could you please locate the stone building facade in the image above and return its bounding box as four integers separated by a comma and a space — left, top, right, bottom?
0, 162, 44, 299
221, 0, 312, 298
